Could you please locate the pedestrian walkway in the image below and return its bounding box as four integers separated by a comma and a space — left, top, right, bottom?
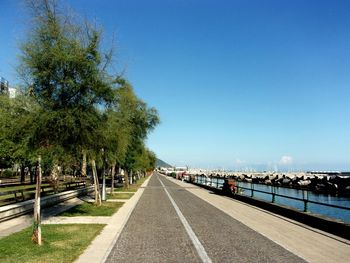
162, 174, 350, 263
2, 174, 349, 263
105, 174, 308, 263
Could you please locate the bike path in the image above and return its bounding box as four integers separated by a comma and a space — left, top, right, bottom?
106, 173, 304, 263
106, 174, 202, 263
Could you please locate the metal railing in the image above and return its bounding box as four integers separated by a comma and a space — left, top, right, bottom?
193, 175, 350, 213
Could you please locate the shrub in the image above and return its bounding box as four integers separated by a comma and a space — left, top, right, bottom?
1, 169, 13, 178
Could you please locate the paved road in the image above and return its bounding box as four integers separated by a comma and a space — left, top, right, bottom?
106, 173, 305, 263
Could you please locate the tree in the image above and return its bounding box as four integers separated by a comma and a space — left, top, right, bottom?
103, 104, 132, 193
18, 0, 116, 243
120, 81, 159, 185
98, 78, 159, 190
0, 94, 39, 182
12, 0, 160, 245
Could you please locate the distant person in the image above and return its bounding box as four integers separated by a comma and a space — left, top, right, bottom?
222, 179, 233, 196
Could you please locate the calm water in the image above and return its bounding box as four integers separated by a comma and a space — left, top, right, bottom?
194, 176, 350, 222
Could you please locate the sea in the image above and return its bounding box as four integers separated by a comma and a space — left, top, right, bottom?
195, 176, 350, 223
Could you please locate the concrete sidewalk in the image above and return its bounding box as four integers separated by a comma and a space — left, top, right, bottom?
75, 176, 151, 263
163, 175, 350, 263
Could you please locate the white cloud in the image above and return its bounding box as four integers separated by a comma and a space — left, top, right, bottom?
279, 155, 293, 165
235, 158, 246, 165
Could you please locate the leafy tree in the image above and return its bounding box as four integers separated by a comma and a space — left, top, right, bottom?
121, 81, 159, 186
98, 78, 159, 189
18, 0, 117, 243
6, 0, 160, 245
0, 94, 39, 182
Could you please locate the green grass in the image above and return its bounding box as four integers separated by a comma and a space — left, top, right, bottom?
0, 184, 50, 191
59, 201, 124, 217
114, 176, 149, 192
0, 193, 16, 201
107, 192, 134, 199
0, 224, 105, 263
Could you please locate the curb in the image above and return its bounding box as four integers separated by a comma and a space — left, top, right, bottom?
75, 175, 152, 263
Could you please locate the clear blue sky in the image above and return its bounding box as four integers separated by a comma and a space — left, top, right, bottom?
1, 0, 350, 171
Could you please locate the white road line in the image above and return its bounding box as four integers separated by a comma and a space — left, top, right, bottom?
157, 175, 213, 263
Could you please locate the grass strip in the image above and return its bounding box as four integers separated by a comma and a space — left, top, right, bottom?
107, 192, 134, 199
0, 224, 105, 263
114, 176, 149, 192
0, 184, 50, 191
59, 201, 123, 216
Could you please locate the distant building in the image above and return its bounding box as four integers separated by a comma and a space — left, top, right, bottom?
0, 77, 9, 95
8, 87, 16, 98
0, 77, 17, 98
174, 166, 188, 171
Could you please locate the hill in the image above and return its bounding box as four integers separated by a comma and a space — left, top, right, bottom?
156, 158, 172, 168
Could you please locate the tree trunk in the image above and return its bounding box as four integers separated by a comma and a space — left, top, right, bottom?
81, 149, 87, 177
123, 169, 129, 189
91, 159, 101, 206
110, 162, 116, 194
102, 163, 106, 201
129, 169, 133, 185
20, 164, 26, 184
30, 166, 35, 184
32, 156, 42, 245
50, 162, 60, 193
62, 165, 66, 181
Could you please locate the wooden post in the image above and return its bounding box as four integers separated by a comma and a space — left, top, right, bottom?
32, 155, 42, 245
123, 169, 129, 190
91, 159, 101, 206
81, 150, 87, 177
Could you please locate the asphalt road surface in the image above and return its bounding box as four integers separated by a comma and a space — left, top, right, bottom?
106, 173, 305, 263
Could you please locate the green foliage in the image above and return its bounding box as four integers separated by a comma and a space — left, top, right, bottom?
1, 0, 160, 180
98, 78, 160, 173
18, 0, 115, 163
1, 170, 13, 178
114, 80, 160, 172
0, 94, 38, 169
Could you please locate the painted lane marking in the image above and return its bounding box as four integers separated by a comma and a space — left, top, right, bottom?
157, 175, 213, 263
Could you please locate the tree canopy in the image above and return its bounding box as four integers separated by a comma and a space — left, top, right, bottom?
0, 0, 160, 246
1, 0, 160, 179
